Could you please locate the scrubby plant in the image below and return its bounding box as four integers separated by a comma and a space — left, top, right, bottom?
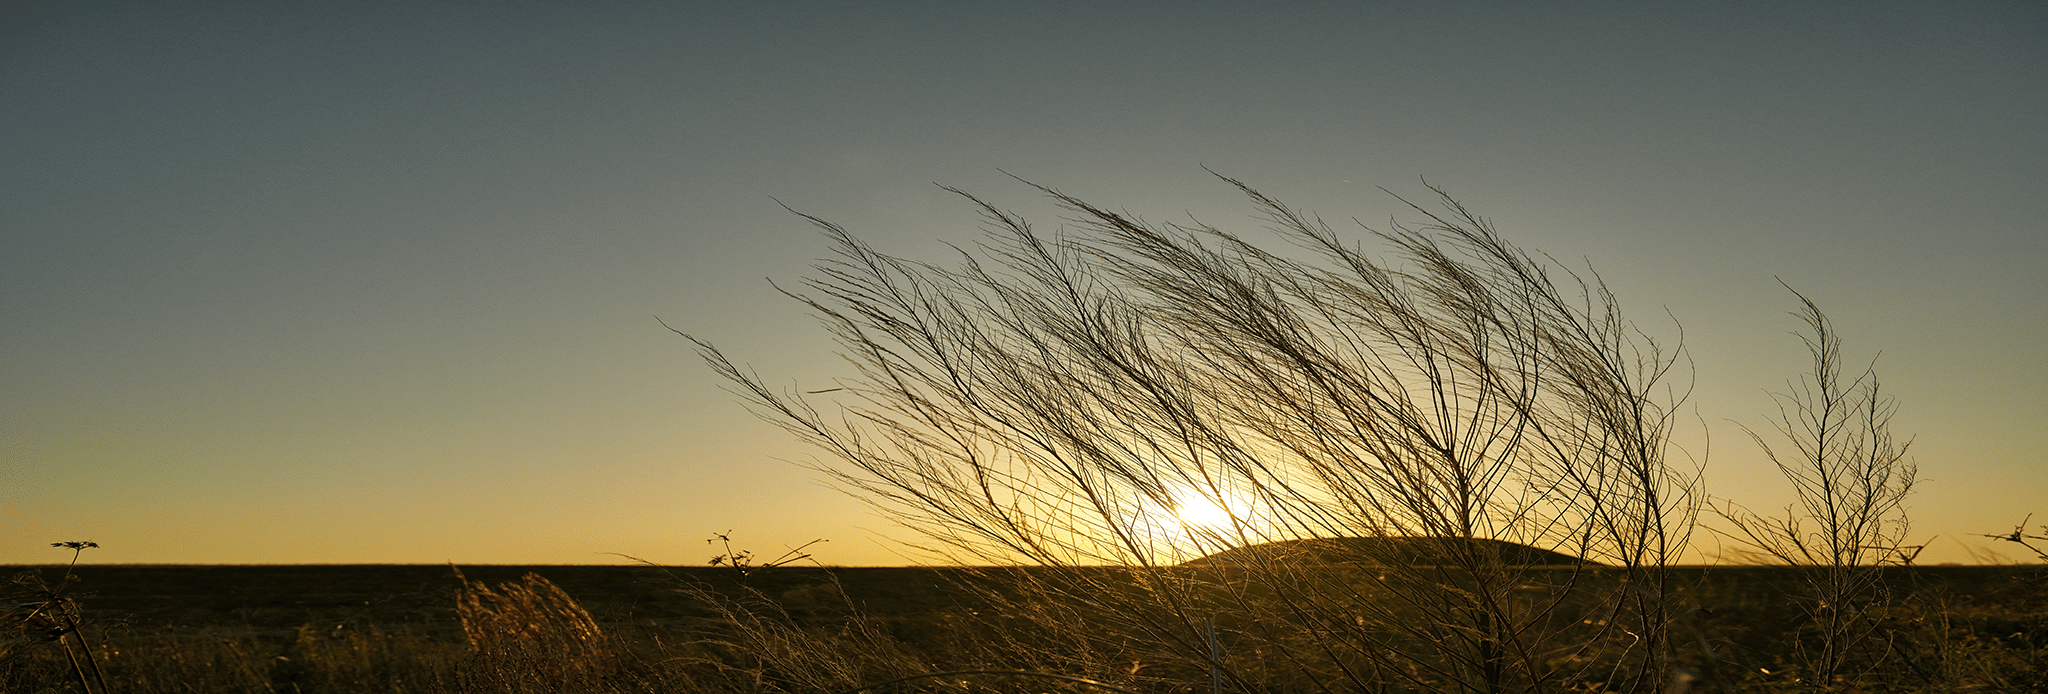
1711, 288, 1920, 690
705, 531, 826, 582
686, 174, 1704, 692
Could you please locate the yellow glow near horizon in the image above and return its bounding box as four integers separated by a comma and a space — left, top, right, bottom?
1124, 482, 1273, 561
1169, 487, 1242, 534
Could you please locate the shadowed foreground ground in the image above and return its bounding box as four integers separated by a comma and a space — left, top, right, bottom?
4, 563, 2044, 692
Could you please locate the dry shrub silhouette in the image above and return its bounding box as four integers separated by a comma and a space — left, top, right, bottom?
1711, 288, 1922, 689
686, 174, 1706, 692
1981, 515, 2048, 562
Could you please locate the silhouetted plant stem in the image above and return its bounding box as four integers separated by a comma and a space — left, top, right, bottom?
41, 541, 108, 694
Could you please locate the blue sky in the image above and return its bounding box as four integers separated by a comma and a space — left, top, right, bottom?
3, 1, 2043, 565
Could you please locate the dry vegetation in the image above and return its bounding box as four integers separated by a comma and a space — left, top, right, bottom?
5, 177, 2042, 692
687, 175, 1701, 691
2, 560, 2043, 693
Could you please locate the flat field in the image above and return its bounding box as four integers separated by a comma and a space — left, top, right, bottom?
2, 564, 975, 633
4, 563, 2043, 692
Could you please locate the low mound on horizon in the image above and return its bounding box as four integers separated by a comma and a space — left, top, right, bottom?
1184, 537, 1597, 568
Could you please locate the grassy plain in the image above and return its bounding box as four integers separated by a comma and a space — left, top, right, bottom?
4, 563, 2044, 692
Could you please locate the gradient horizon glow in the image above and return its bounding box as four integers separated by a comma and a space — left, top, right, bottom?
3, 1, 2042, 566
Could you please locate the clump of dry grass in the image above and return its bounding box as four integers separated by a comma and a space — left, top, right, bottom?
1, 572, 64, 667
664, 576, 936, 692
608, 543, 948, 693
452, 568, 622, 694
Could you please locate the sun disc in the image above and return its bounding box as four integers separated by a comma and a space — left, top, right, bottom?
1175, 493, 1238, 531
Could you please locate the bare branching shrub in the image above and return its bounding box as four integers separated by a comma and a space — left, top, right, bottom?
687, 175, 1704, 692
1712, 288, 1919, 689
1981, 515, 2048, 562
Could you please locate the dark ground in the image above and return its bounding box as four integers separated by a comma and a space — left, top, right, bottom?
3, 564, 990, 637
3, 562, 2044, 692
7, 562, 2042, 636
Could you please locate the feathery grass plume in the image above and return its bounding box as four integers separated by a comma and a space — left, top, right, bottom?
453, 568, 620, 693
685, 173, 1704, 692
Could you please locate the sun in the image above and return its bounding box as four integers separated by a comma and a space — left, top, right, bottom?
1171, 490, 1241, 533
1158, 482, 1271, 548
1116, 481, 1275, 561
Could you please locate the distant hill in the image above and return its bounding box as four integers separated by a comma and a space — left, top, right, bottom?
1184, 537, 1596, 567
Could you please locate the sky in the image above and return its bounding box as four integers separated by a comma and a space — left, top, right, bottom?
2, 1, 2043, 566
